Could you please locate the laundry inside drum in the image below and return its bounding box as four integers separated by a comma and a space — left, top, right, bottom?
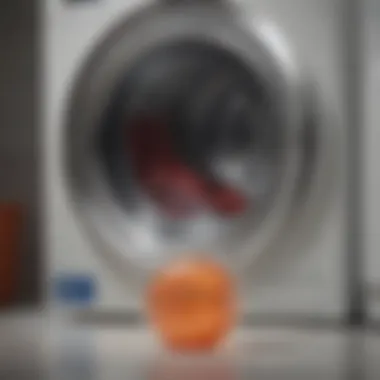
96, 40, 284, 253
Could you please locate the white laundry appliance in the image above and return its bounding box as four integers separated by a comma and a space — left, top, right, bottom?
43, 0, 349, 320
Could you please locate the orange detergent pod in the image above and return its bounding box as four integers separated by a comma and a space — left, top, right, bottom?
146, 257, 236, 352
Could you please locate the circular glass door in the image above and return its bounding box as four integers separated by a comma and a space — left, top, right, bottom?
64, 1, 316, 277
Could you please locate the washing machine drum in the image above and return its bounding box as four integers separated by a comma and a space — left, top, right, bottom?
66, 1, 319, 273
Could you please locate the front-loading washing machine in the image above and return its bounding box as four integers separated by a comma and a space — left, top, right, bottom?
43, 0, 349, 320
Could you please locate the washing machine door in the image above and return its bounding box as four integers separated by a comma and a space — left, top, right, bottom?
65, 0, 321, 285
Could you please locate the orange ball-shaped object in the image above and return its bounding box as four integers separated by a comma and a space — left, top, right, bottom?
146, 257, 236, 352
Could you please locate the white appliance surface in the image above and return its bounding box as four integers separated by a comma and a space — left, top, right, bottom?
43, 0, 348, 317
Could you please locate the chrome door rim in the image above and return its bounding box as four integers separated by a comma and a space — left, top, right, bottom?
63, 1, 305, 279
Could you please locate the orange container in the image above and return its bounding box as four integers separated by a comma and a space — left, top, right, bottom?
0, 203, 23, 306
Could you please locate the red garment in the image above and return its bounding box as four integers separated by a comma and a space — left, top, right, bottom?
128, 117, 247, 218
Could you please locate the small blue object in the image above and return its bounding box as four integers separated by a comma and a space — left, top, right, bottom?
54, 274, 96, 305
